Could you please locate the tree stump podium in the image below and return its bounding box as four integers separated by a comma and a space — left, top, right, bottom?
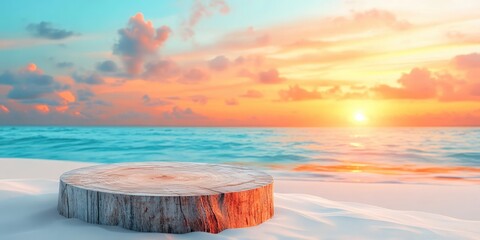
57, 162, 274, 233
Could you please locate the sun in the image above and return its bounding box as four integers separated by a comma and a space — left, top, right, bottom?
353, 111, 368, 123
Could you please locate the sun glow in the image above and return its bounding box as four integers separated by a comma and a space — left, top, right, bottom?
353, 111, 368, 123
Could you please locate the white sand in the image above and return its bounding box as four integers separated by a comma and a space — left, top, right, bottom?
1, 158, 479, 240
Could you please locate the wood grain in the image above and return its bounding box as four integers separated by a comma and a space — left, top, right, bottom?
57, 162, 274, 233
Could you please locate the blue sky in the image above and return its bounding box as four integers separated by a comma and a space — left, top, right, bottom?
0, 0, 335, 73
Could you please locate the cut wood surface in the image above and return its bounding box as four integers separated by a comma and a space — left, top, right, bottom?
57, 162, 274, 233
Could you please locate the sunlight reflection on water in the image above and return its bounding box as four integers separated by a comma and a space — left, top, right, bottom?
1, 127, 479, 184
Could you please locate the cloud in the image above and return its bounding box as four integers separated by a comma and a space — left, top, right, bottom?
207, 9, 409, 55
178, 68, 209, 84
279, 85, 322, 101
225, 98, 238, 106
35, 104, 50, 114
96, 60, 118, 72
373, 68, 437, 99
113, 13, 171, 75
258, 69, 286, 84
56, 61, 74, 69
69, 89, 105, 111
370, 53, 480, 101
23, 63, 42, 73
190, 95, 208, 104
58, 91, 76, 103
72, 72, 104, 85
143, 60, 180, 81
208, 55, 229, 71
453, 53, 480, 69
161, 106, 206, 123
0, 63, 64, 100
216, 27, 271, 50
0, 107, 95, 125
76, 89, 94, 101
182, 0, 230, 39
0, 104, 9, 113
26, 22, 75, 40
142, 94, 171, 106
332, 9, 412, 31
240, 89, 263, 98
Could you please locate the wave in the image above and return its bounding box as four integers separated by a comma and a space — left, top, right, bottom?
1, 127, 479, 184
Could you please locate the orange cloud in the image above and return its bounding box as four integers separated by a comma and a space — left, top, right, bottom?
371, 53, 480, 101
373, 68, 436, 99
190, 95, 208, 104
55, 105, 69, 112
225, 98, 238, 106
279, 85, 322, 101
240, 89, 263, 98
0, 104, 9, 113
25, 63, 40, 72
257, 69, 285, 84
35, 104, 50, 114
453, 53, 480, 69
58, 91, 76, 103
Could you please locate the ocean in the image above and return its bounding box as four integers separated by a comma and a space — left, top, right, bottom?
1, 127, 479, 184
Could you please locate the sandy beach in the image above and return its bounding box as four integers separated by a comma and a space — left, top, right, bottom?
1, 158, 479, 240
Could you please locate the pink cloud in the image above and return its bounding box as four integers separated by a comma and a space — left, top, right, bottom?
240, 89, 263, 98
202, 9, 410, 56
237, 68, 255, 78
225, 98, 238, 106
190, 95, 208, 105
373, 68, 437, 99
182, 0, 230, 39
178, 68, 209, 84
143, 60, 181, 81
258, 69, 286, 84
114, 13, 171, 75
333, 9, 412, 31
279, 85, 322, 101
372, 53, 480, 101
208, 55, 229, 71
217, 27, 270, 50
453, 53, 480, 69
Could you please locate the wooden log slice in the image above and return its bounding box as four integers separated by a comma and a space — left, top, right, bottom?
57, 162, 274, 233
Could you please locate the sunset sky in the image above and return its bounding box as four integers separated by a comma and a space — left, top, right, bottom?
1, 0, 480, 126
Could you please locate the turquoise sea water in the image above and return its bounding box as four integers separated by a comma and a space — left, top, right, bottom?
1, 127, 479, 184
